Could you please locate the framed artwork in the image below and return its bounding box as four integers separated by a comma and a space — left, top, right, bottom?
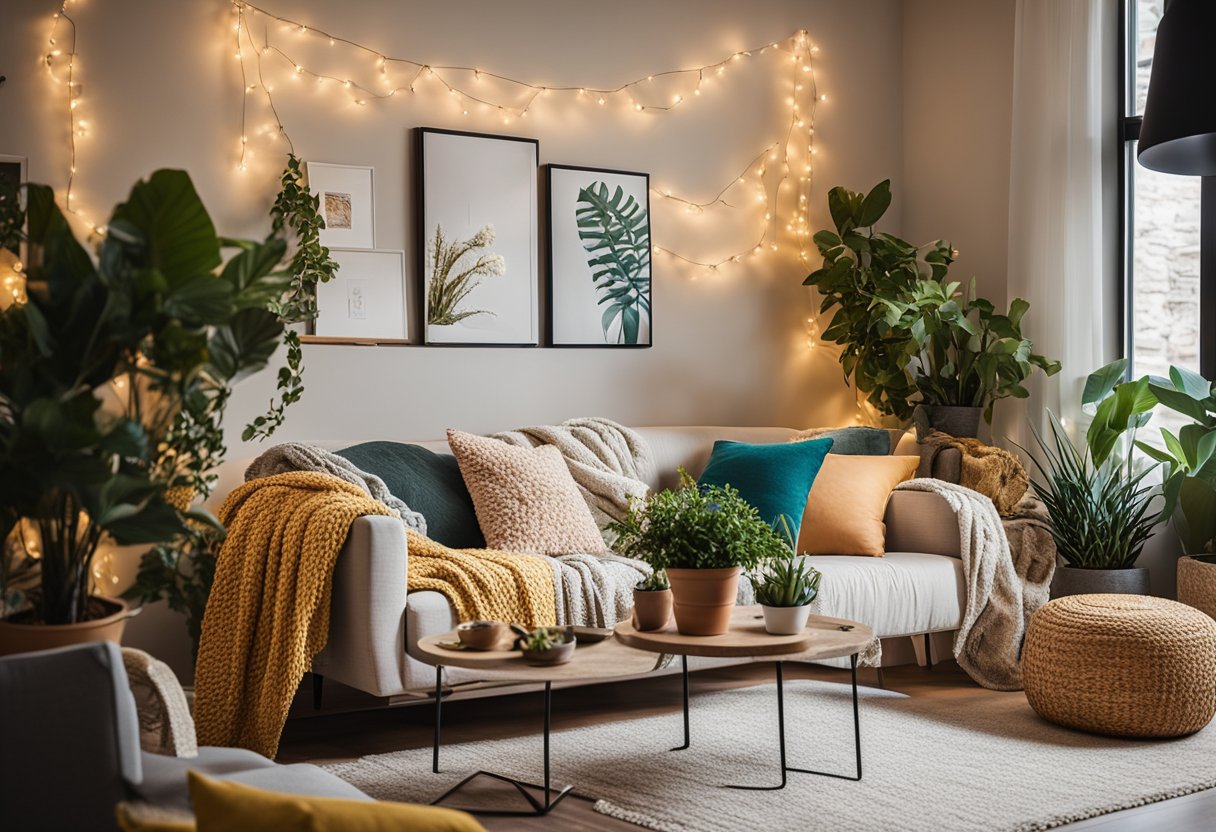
311, 248, 408, 343
417, 128, 539, 346
306, 162, 375, 249
0, 156, 27, 256
546, 165, 652, 347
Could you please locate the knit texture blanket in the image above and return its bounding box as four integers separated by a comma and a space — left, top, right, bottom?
919, 431, 1029, 515
245, 441, 428, 535
194, 472, 396, 757
550, 553, 652, 627
406, 530, 557, 629
894, 478, 1055, 690
492, 417, 656, 535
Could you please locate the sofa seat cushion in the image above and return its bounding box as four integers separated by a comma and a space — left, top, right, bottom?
805, 552, 965, 638
134, 747, 277, 812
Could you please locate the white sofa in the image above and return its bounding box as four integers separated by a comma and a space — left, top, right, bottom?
211, 426, 966, 699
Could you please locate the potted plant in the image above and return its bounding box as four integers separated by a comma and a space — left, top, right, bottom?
609, 472, 788, 636
0, 167, 325, 655
632, 569, 672, 632
1132, 365, 1216, 617
518, 626, 576, 666
748, 524, 822, 635
1023, 362, 1162, 597
804, 180, 1059, 434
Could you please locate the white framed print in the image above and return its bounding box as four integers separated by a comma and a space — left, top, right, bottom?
546, 165, 652, 347
312, 248, 408, 343
306, 162, 375, 249
417, 128, 539, 346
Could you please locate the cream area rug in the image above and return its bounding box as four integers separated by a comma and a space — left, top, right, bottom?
324, 680, 1216, 832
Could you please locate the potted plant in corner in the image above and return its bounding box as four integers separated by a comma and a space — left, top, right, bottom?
749, 523, 822, 635
1024, 361, 1163, 597
0, 169, 321, 655
632, 568, 672, 632
1133, 365, 1216, 618
609, 471, 787, 636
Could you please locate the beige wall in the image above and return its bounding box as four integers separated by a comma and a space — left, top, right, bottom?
901, 0, 1017, 309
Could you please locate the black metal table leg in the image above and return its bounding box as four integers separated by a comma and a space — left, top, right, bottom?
786, 652, 863, 782
430, 680, 574, 816
671, 654, 690, 751
432, 664, 443, 774
725, 660, 789, 790
924, 632, 934, 669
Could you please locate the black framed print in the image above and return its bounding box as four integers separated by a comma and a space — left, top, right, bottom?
546, 165, 651, 348
416, 128, 539, 346
0, 156, 28, 257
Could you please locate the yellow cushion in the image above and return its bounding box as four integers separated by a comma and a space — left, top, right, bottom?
188, 771, 487, 832
797, 454, 919, 556
115, 802, 195, 832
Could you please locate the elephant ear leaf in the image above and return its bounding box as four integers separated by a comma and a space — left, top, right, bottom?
110, 169, 221, 284
574, 181, 651, 345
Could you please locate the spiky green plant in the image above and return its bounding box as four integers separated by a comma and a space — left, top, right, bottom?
748, 517, 822, 607
575, 182, 650, 345
426, 223, 504, 326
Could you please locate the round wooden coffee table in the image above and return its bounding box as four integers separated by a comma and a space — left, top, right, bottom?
414, 630, 663, 816
614, 604, 875, 790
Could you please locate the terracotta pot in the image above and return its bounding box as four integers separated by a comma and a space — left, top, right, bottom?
632, 588, 673, 632
1051, 566, 1150, 598
0, 595, 130, 657
761, 604, 812, 635
666, 567, 741, 636
1178, 555, 1216, 619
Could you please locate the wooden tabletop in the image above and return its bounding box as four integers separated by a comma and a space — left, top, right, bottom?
413, 631, 666, 681
613, 605, 873, 660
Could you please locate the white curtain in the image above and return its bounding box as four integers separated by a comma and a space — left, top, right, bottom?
1004, 0, 1115, 449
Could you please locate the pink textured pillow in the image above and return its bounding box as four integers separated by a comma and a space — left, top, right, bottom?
447, 429, 607, 555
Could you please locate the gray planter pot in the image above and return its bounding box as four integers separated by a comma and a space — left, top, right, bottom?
914, 405, 983, 439
1051, 566, 1150, 598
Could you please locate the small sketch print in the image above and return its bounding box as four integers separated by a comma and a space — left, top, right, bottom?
324, 192, 353, 229
347, 280, 368, 320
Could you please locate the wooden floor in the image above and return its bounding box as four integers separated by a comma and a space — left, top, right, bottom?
278, 661, 1215, 831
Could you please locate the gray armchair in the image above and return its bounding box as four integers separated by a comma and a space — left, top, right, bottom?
0, 642, 370, 831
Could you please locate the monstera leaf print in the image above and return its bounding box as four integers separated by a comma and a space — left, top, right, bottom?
575, 182, 651, 344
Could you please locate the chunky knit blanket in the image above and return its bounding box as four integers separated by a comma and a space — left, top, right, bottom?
919, 431, 1030, 516
406, 530, 557, 629
894, 478, 1055, 690
195, 472, 396, 757
551, 553, 652, 627
244, 441, 428, 535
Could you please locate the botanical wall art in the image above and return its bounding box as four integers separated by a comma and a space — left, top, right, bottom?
418, 128, 539, 346
547, 165, 652, 347
313, 248, 408, 343
305, 161, 375, 249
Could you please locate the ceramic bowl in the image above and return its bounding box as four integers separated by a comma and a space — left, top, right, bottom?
456, 620, 509, 651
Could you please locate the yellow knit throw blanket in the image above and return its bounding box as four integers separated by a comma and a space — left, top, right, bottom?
406, 530, 556, 629
194, 472, 394, 757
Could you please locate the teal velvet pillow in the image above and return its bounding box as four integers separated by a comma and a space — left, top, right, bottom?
814, 426, 892, 455
696, 438, 833, 537
336, 441, 486, 549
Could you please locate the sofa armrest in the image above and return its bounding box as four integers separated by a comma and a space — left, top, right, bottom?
311, 514, 408, 697
884, 490, 962, 558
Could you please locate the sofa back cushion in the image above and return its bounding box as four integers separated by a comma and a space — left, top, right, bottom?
789, 426, 894, 455
336, 441, 486, 549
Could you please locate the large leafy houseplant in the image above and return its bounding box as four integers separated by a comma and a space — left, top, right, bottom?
804, 180, 1058, 425
0, 167, 325, 630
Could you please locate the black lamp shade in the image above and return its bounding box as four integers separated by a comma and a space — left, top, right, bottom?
1137, 0, 1216, 175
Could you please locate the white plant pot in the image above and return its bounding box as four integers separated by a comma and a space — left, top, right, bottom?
761, 604, 812, 635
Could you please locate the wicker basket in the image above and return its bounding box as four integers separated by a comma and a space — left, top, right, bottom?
1023, 593, 1216, 738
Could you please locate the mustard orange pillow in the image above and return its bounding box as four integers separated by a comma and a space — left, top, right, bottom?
797, 454, 919, 556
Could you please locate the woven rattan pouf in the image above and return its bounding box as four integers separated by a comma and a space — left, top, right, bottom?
1023, 593, 1216, 738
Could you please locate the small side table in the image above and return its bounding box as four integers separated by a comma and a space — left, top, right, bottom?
614, 605, 874, 790
413, 632, 662, 816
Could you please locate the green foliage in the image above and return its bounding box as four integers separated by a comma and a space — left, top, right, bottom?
608, 470, 790, 572
1021, 362, 1164, 570
426, 224, 504, 326
575, 182, 651, 345
804, 180, 1058, 423
749, 536, 821, 608
522, 626, 569, 652
123, 523, 219, 658
635, 568, 669, 591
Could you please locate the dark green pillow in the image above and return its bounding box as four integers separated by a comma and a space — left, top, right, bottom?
815, 426, 892, 455
336, 441, 486, 549
696, 438, 833, 538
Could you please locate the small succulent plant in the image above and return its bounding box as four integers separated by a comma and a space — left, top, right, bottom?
635, 568, 669, 592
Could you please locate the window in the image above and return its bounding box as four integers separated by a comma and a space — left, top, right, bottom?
1120, 0, 1214, 387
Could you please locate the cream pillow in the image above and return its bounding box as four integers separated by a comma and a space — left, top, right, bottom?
447, 429, 607, 555
798, 454, 919, 556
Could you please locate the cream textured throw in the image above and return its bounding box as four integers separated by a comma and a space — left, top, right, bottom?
551, 553, 653, 627
245, 441, 427, 535
894, 478, 1055, 690
492, 417, 656, 533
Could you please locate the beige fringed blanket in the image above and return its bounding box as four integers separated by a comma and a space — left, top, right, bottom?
894, 478, 1056, 690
